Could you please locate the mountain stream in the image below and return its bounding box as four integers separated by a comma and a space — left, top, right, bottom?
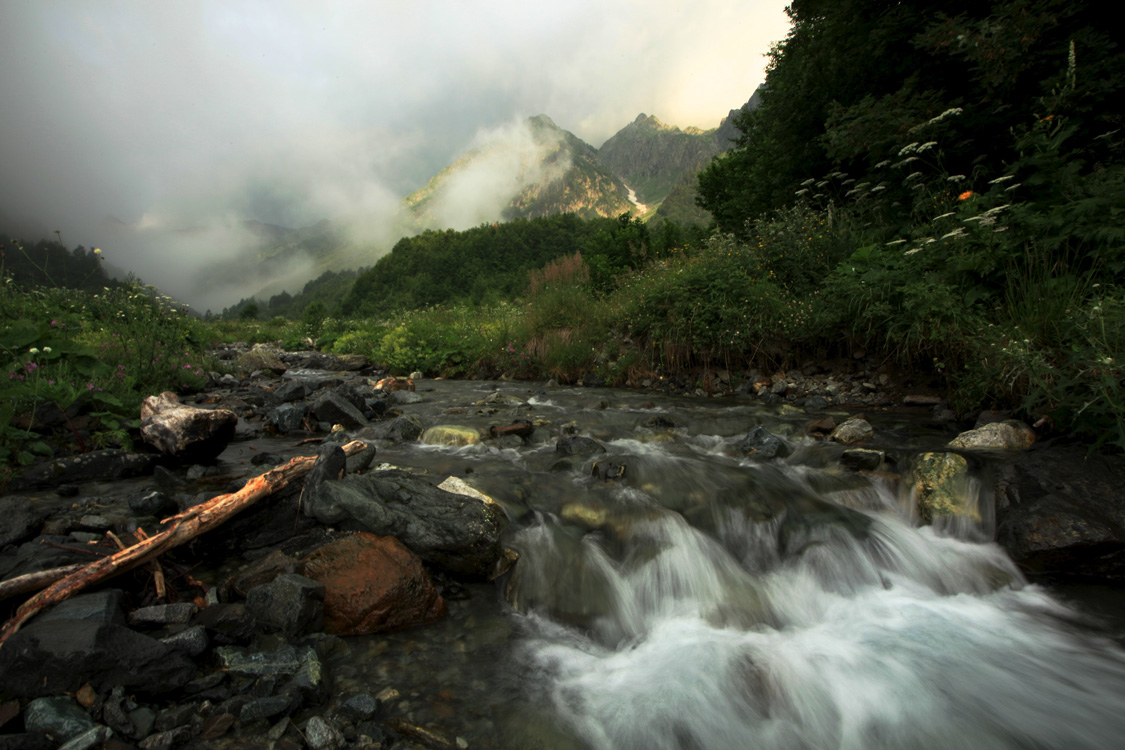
249, 379, 1125, 749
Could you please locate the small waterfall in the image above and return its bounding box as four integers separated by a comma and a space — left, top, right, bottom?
500, 430, 1125, 749
358, 380, 1125, 749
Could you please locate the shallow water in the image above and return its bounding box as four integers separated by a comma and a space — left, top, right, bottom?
251, 379, 1125, 748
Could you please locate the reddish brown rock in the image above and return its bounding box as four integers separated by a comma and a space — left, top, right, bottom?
301, 533, 446, 636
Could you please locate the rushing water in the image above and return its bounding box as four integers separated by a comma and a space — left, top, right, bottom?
297, 379, 1125, 749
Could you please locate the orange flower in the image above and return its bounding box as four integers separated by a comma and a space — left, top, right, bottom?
958, 190, 974, 200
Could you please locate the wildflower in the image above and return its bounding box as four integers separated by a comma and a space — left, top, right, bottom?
925, 107, 963, 126
958, 191, 974, 200
93, 248, 102, 255
42, 346, 51, 353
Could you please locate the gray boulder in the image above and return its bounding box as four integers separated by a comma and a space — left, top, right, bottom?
829, 417, 874, 445
24, 696, 95, 743
245, 573, 326, 637
389, 390, 422, 405
739, 425, 791, 459
0, 496, 49, 547
10, 449, 154, 491
139, 392, 237, 462
0, 620, 195, 698
996, 445, 1125, 579
360, 415, 423, 443
556, 436, 606, 457
269, 403, 308, 433
950, 420, 1036, 451
305, 470, 506, 577
273, 379, 315, 404
311, 391, 368, 429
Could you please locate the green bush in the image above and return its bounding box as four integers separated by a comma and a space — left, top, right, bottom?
618, 235, 807, 370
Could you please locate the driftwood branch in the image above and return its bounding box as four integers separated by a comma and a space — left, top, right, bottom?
0, 564, 88, 602
0, 440, 367, 648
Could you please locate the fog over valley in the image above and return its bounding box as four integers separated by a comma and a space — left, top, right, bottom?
0, 1, 790, 311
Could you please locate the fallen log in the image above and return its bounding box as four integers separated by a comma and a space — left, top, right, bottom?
0, 440, 369, 648
0, 564, 87, 602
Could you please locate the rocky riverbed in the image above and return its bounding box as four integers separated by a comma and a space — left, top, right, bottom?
2, 344, 1124, 749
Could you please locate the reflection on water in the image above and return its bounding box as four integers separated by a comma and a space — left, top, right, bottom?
313, 380, 1125, 749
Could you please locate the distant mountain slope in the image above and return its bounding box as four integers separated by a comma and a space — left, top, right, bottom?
597, 114, 721, 206
714, 85, 765, 149
404, 115, 632, 227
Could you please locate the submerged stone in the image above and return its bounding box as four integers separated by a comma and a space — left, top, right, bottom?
421, 425, 482, 447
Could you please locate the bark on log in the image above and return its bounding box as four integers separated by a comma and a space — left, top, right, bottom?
0, 440, 368, 648
0, 564, 87, 602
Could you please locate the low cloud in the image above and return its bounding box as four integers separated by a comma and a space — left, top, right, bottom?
423, 119, 571, 231
0, 1, 791, 309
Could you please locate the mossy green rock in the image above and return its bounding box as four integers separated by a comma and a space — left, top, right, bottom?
913, 452, 973, 523
421, 425, 481, 447
234, 347, 287, 376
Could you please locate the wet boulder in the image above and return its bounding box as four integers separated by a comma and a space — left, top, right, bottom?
304, 470, 506, 577
0, 620, 195, 699
311, 391, 368, 429
139, 392, 237, 462
949, 420, 1036, 451
829, 417, 874, 445
504, 526, 619, 629
360, 415, 423, 443
224, 550, 302, 599
234, 345, 287, 376
272, 379, 315, 405
739, 425, 791, 460
421, 425, 481, 447
269, 403, 308, 433
301, 533, 446, 635
0, 496, 49, 547
23, 696, 95, 743
388, 390, 422, 405
912, 452, 974, 524
840, 448, 885, 472
556, 436, 606, 457
996, 444, 1125, 579
9, 449, 154, 491
128, 490, 179, 518
245, 573, 326, 637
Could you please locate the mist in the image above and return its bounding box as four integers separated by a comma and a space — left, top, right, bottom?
0, 0, 791, 309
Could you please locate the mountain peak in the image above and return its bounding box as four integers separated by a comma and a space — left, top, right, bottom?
528, 113, 558, 129
632, 113, 669, 130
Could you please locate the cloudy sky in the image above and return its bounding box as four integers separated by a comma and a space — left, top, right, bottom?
0, 0, 790, 306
